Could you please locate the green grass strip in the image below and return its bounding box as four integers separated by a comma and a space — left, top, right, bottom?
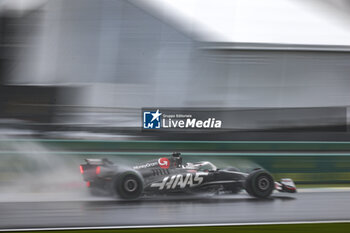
13, 223, 350, 233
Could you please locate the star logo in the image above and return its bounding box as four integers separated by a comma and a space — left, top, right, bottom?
151, 109, 162, 122
143, 109, 162, 129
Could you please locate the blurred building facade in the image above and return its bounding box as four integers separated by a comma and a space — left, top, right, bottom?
1, 0, 350, 131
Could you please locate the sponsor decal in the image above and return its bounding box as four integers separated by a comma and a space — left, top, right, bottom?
142, 109, 222, 130
151, 172, 208, 190
133, 161, 158, 170
158, 158, 170, 169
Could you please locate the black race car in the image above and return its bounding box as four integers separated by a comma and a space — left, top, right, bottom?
80, 152, 296, 199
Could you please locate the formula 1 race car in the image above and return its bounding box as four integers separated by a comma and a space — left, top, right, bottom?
80, 152, 296, 199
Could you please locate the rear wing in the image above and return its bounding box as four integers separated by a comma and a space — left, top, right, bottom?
80, 158, 113, 181
84, 158, 113, 166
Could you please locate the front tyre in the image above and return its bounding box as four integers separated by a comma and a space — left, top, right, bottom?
113, 171, 144, 200
244, 169, 274, 198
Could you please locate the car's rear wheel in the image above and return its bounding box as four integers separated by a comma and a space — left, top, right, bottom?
113, 171, 144, 199
244, 169, 274, 198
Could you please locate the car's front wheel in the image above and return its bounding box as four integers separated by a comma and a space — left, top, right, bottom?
244, 169, 274, 198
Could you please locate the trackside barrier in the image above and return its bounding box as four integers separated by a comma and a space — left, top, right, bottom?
0, 139, 349, 184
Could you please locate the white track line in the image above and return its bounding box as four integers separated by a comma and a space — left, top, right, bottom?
297, 187, 350, 193
2, 220, 350, 232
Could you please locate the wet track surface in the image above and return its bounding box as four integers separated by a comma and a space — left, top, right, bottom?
0, 191, 349, 229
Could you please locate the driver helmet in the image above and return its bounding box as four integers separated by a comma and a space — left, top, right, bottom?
172, 152, 182, 168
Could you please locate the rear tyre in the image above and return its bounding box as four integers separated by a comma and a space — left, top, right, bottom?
244, 169, 274, 198
113, 171, 144, 199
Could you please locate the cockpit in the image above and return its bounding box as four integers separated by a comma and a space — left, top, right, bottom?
183, 161, 217, 172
